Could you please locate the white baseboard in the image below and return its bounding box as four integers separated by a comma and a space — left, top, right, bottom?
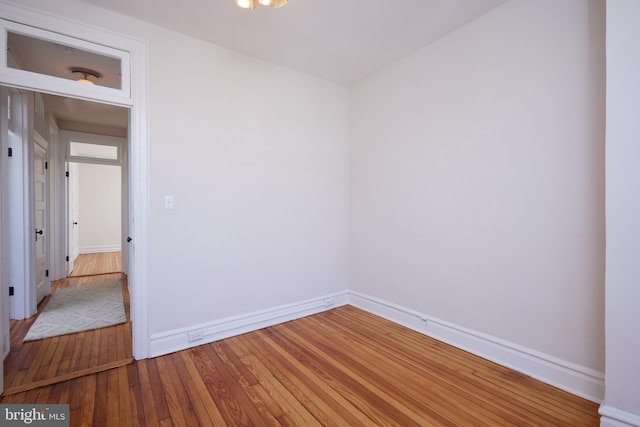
600, 404, 640, 427
147, 289, 605, 404
78, 245, 121, 254
149, 291, 349, 358
348, 291, 605, 403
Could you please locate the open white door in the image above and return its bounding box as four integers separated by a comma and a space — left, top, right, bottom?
66, 162, 79, 275
33, 135, 50, 303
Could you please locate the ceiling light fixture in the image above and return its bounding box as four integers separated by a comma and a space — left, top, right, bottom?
69, 67, 102, 85
236, 0, 287, 10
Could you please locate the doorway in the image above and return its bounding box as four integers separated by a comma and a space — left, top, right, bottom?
63, 130, 128, 278
0, 5, 150, 397
67, 161, 123, 277
1, 91, 133, 395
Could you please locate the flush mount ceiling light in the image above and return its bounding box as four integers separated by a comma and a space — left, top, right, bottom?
236, 0, 287, 10
69, 67, 102, 85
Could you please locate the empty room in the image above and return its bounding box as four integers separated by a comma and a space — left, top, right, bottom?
1, 0, 639, 426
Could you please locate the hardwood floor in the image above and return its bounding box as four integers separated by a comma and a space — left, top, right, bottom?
1, 306, 600, 426
69, 251, 122, 277
2, 273, 132, 396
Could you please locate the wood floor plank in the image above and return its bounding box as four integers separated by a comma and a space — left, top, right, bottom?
299, 312, 520, 425
136, 360, 163, 427
69, 252, 122, 277
142, 358, 172, 424
281, 319, 495, 426
323, 310, 552, 424
3, 262, 133, 395
235, 333, 371, 427
106, 367, 121, 427
92, 370, 109, 427
45, 334, 70, 379
190, 344, 259, 426
214, 340, 287, 423
77, 374, 98, 427
179, 350, 229, 426
261, 326, 430, 427
47, 377, 72, 406
324, 307, 600, 425
22, 338, 55, 384
249, 329, 395, 426
239, 351, 323, 427
212, 340, 283, 427
156, 353, 201, 426
127, 362, 149, 427
3, 305, 600, 426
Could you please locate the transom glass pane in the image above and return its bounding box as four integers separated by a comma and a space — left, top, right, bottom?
7, 32, 122, 90
70, 141, 118, 160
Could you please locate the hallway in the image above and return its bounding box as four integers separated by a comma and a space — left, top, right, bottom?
69, 251, 122, 277
2, 253, 131, 396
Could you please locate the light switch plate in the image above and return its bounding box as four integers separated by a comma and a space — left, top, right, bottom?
164, 195, 174, 209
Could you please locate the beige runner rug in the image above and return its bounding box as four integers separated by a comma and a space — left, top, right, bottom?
24, 282, 127, 342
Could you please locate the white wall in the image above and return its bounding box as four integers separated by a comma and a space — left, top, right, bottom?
76, 163, 121, 253
147, 35, 349, 333
7, 0, 350, 336
600, 1, 640, 425
350, 0, 605, 395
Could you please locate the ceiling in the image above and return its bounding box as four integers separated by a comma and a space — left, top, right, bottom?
80, 0, 509, 86
11, 0, 509, 132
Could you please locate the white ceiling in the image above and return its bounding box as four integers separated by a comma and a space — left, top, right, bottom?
80, 0, 509, 86
17, 0, 509, 131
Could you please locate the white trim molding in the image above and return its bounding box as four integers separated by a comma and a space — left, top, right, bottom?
78, 245, 121, 254
149, 291, 349, 358
600, 404, 640, 427
148, 289, 605, 404
348, 291, 605, 404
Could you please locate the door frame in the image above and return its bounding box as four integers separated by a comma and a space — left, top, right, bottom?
0, 1, 150, 360
0, 87, 9, 394
4, 88, 34, 320
61, 131, 128, 276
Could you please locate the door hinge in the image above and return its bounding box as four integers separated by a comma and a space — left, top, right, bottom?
8, 147, 12, 157
9, 286, 14, 296
45, 161, 48, 170
66, 255, 69, 262
45, 269, 49, 277
66, 171, 69, 177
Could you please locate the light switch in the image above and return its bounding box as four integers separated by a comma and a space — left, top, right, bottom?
164, 195, 174, 209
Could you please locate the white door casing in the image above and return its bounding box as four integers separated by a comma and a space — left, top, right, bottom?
6, 87, 34, 320
0, 2, 150, 359
0, 85, 9, 395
